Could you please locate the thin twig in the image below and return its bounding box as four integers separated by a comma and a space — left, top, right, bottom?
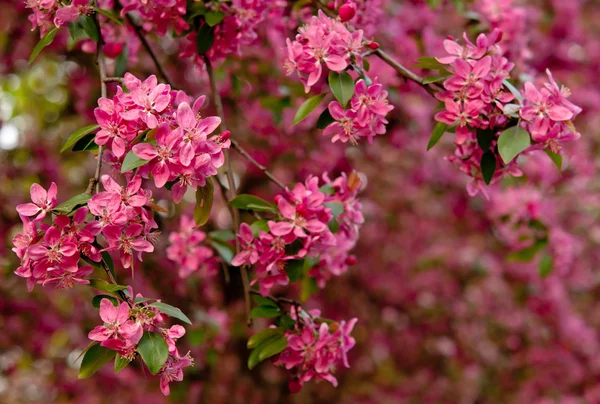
203, 55, 252, 326
103, 76, 124, 83
125, 13, 175, 88
230, 139, 287, 190
311, 0, 439, 96
250, 290, 300, 306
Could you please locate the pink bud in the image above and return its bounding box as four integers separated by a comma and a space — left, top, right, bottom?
346, 256, 357, 265
339, 4, 356, 22
220, 130, 231, 141
327, 2, 335, 8
289, 379, 302, 393
367, 41, 379, 50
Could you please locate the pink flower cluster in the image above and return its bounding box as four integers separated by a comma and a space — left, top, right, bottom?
93, 73, 230, 202
231, 173, 363, 295
181, 0, 287, 66
26, 0, 91, 35
88, 294, 193, 396
13, 183, 98, 291
519, 70, 581, 152
285, 10, 365, 92
324, 78, 393, 144
273, 307, 357, 391
120, 0, 188, 36
166, 215, 218, 278
88, 174, 158, 269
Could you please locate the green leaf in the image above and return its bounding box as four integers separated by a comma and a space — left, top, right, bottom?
114, 354, 130, 373
79, 15, 99, 42
502, 79, 523, 103
92, 295, 118, 308
324, 202, 344, 216
94, 7, 124, 25
508, 240, 548, 262
205, 10, 225, 26
209, 230, 235, 242
247, 328, 284, 349
319, 184, 335, 195
480, 151, 497, 185
102, 252, 116, 279
328, 217, 340, 233
72, 134, 98, 152
210, 240, 234, 265
114, 44, 128, 77
137, 332, 169, 375
285, 259, 305, 282
278, 315, 296, 330
252, 295, 278, 308
88, 279, 127, 294
250, 219, 270, 236
30, 26, 58, 64
413, 57, 451, 74
53, 194, 91, 214
229, 194, 276, 213
250, 305, 281, 319
476, 128, 496, 152
61, 124, 100, 153
423, 76, 449, 84
427, 122, 449, 150
196, 24, 215, 55
316, 108, 335, 129
300, 276, 318, 302
148, 302, 192, 325
498, 125, 530, 164
545, 149, 562, 171
293, 93, 327, 126
328, 71, 355, 108
78, 344, 115, 379
247, 334, 288, 369
362, 58, 370, 72
539, 253, 553, 278
121, 150, 150, 173
194, 177, 214, 226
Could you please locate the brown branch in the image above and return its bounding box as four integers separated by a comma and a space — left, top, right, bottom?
312, 0, 439, 96
103, 76, 124, 84
250, 290, 300, 306
125, 13, 175, 88
203, 55, 252, 326
230, 140, 287, 190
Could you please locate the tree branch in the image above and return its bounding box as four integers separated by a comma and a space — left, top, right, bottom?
203, 55, 252, 326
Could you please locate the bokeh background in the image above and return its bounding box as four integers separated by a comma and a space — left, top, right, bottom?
2, 0, 600, 402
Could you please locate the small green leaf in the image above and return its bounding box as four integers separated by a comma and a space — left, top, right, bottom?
196, 24, 215, 55
229, 195, 276, 213
194, 177, 214, 226
205, 10, 225, 26
316, 108, 335, 129
285, 259, 305, 282
209, 240, 234, 265
209, 230, 235, 242
148, 302, 192, 325
328, 217, 340, 233
498, 125, 530, 164
293, 93, 327, 126
247, 334, 287, 369
247, 328, 283, 349
114, 354, 130, 373
413, 57, 451, 74
480, 152, 497, 185
121, 150, 150, 173
508, 240, 548, 262
92, 295, 118, 308
102, 252, 116, 279
319, 184, 335, 195
545, 149, 562, 171
78, 344, 115, 379
252, 295, 278, 308
94, 7, 123, 25
427, 122, 449, 150
88, 279, 127, 294
250, 219, 270, 236
53, 194, 91, 214
300, 276, 318, 302
61, 124, 100, 153
328, 71, 355, 108
79, 15, 99, 42
137, 332, 169, 375
476, 128, 496, 152
324, 202, 344, 216
539, 253, 553, 278
362, 58, 370, 72
423, 76, 449, 84
72, 134, 98, 152
114, 44, 128, 77
278, 315, 296, 330
30, 26, 59, 64
502, 79, 523, 103
250, 305, 281, 319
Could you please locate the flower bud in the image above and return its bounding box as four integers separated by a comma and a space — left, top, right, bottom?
339, 3, 356, 22
289, 379, 302, 393
220, 130, 231, 141
367, 41, 380, 50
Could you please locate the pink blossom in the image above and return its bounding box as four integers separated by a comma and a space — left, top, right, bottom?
16, 182, 57, 221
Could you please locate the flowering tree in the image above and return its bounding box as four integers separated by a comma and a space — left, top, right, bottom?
2, 0, 599, 401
